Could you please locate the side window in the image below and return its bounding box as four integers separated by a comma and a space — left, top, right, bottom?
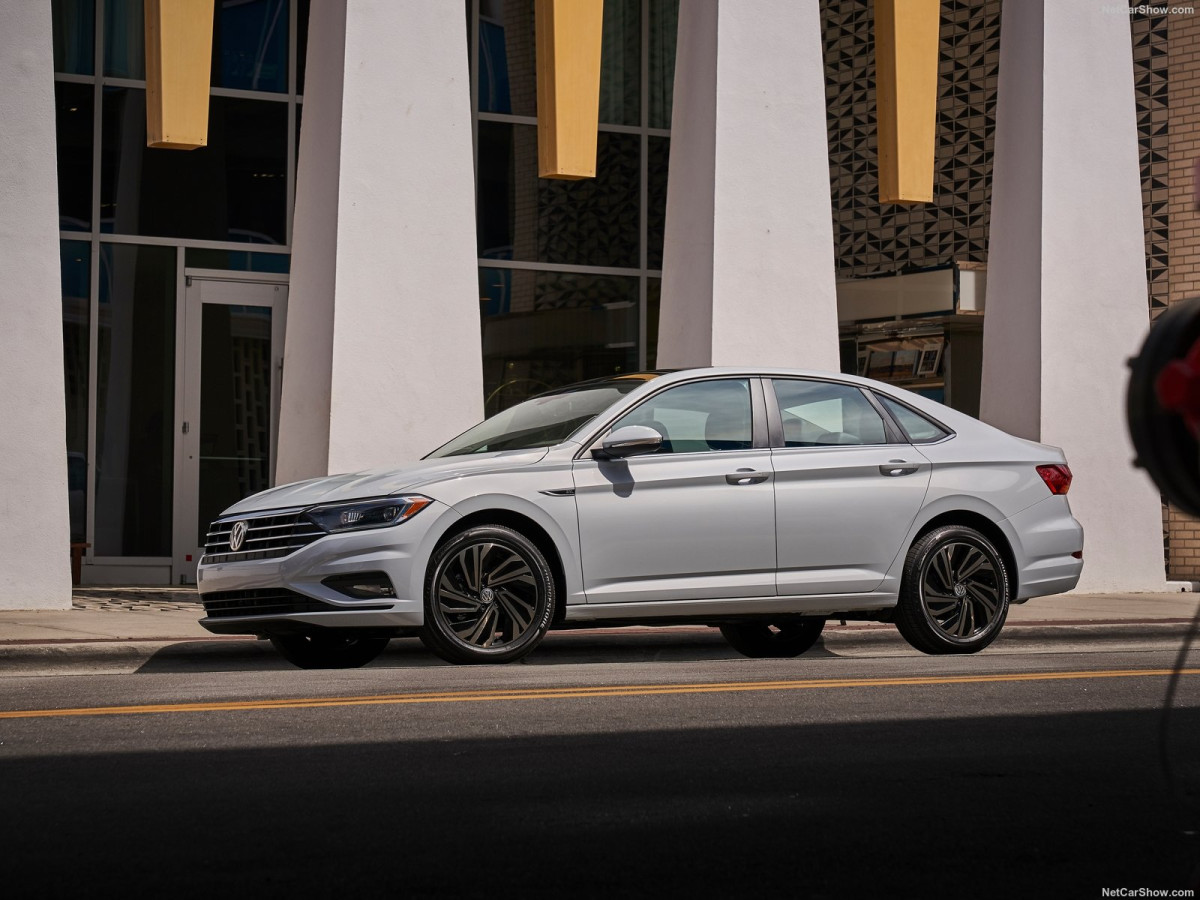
772, 380, 888, 447
611, 379, 752, 453
877, 394, 949, 443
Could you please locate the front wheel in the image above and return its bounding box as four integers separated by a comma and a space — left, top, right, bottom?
719, 619, 826, 658
894, 525, 1011, 655
269, 633, 389, 669
418, 525, 555, 664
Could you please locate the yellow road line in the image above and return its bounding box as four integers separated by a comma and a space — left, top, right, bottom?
0, 667, 1196, 720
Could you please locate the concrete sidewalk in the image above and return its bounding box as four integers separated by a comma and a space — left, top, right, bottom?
1, 588, 218, 646
0, 588, 1196, 649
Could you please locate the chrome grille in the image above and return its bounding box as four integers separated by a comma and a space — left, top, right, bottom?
203, 508, 325, 563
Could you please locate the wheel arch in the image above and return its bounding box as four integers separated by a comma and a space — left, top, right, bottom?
429, 507, 570, 625
910, 509, 1019, 599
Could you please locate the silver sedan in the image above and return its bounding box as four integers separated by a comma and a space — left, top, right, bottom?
196, 368, 1084, 668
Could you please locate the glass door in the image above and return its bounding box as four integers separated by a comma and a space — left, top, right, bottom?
173, 277, 287, 584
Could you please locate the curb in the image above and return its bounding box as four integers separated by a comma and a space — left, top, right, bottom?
0, 620, 1195, 675
0, 638, 277, 675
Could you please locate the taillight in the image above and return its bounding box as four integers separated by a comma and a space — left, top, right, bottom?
1036, 464, 1072, 495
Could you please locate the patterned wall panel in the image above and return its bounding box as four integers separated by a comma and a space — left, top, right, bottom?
821, 0, 1000, 280
822, 0, 1165, 318
1133, 13, 1170, 318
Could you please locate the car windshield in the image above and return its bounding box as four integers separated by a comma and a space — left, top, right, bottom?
426, 375, 660, 458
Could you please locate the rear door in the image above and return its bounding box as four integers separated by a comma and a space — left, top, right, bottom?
768, 378, 931, 595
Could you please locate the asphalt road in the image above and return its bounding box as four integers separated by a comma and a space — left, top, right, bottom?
3, 627, 1200, 898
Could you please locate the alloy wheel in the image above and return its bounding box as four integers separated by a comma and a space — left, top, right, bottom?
433, 539, 540, 650
919, 540, 1002, 642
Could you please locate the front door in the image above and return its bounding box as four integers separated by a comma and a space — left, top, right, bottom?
173, 277, 287, 584
572, 378, 777, 605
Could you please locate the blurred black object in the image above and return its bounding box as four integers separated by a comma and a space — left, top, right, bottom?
1128, 296, 1200, 518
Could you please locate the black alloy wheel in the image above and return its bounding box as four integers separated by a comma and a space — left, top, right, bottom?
895, 524, 1011, 655
418, 524, 555, 665
269, 633, 390, 669
719, 619, 826, 658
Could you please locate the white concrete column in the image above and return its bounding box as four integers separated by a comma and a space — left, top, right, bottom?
277, 0, 484, 482
980, 0, 1166, 591
657, 0, 840, 372
0, 4, 72, 608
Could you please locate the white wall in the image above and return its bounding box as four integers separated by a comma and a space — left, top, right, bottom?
278, 0, 483, 483
0, 3, 72, 608
980, 0, 1166, 592
275, 0, 345, 484
658, 0, 840, 372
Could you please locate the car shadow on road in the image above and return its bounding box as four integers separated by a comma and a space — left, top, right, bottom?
133, 630, 891, 675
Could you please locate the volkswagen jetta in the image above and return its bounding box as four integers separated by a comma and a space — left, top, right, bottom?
197, 368, 1083, 668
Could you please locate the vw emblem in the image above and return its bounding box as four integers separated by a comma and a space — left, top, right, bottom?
229, 520, 249, 552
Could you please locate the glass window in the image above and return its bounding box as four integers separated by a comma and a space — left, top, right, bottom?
878, 394, 950, 443
612, 379, 752, 454
478, 0, 537, 116
428, 376, 651, 458
773, 380, 888, 447
55, 82, 93, 232
477, 122, 640, 268
599, 0, 640, 126
212, 0, 289, 93
197, 304, 274, 542
104, 0, 144, 79
476, 0, 640, 124
297, 0, 310, 94
479, 267, 638, 414
646, 277, 661, 369
647, 136, 669, 269
648, 0, 679, 129
61, 241, 90, 542
185, 249, 290, 273
95, 244, 176, 557
52, 0, 95, 75
101, 89, 288, 244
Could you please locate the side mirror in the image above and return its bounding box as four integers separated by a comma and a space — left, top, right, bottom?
593, 425, 663, 460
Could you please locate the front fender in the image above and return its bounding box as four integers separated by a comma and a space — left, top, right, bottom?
420, 468, 584, 606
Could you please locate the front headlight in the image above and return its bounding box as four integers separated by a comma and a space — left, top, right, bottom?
305, 495, 432, 533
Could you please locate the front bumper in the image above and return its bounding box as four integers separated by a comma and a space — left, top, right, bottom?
196, 500, 458, 635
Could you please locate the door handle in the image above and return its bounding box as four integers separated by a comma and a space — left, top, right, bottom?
879, 460, 920, 477
726, 469, 770, 485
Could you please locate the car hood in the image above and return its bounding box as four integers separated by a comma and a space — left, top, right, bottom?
221, 447, 550, 515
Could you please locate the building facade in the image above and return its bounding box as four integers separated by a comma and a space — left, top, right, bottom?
0, 0, 1185, 605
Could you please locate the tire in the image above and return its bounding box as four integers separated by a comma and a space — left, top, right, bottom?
418, 525, 555, 665
719, 619, 825, 659
269, 633, 389, 669
894, 525, 1011, 655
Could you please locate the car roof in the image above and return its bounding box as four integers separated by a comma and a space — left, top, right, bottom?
648, 365, 871, 384
575, 366, 991, 437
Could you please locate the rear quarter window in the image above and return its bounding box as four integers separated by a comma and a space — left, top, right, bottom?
877, 394, 950, 443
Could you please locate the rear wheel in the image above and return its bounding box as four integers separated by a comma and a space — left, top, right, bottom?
269, 633, 389, 669
418, 525, 555, 664
719, 619, 826, 658
894, 525, 1010, 655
